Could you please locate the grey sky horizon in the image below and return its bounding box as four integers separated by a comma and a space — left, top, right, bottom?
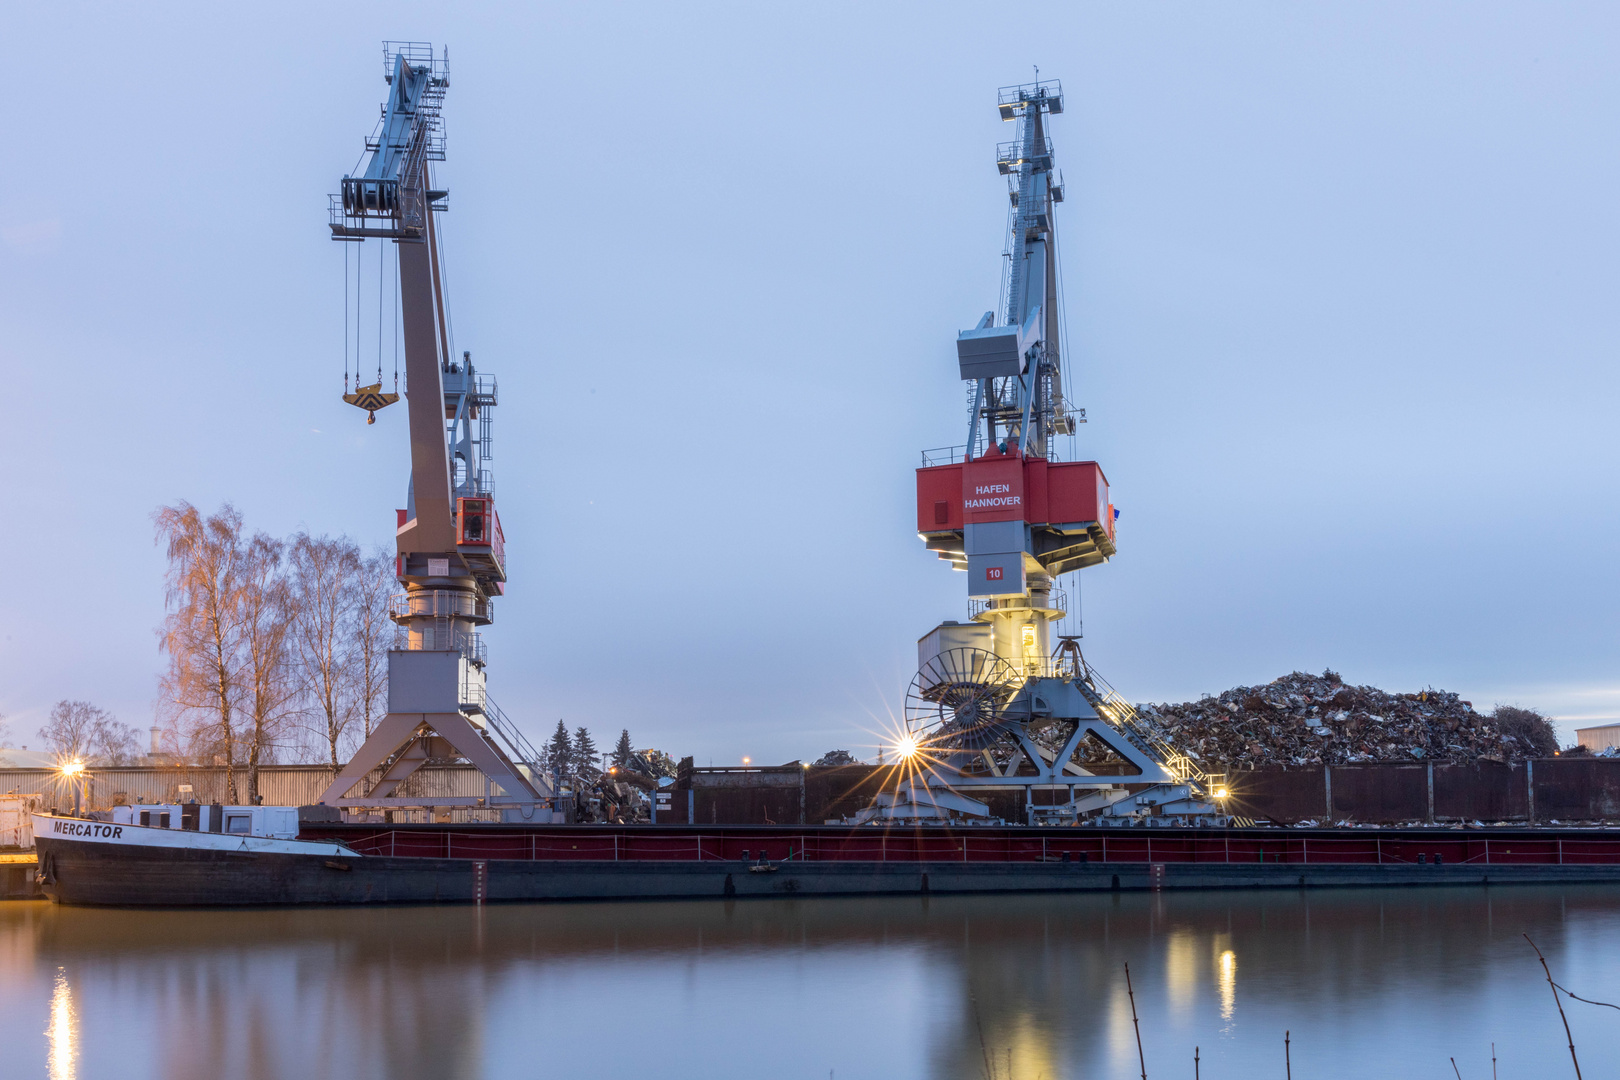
2, 1, 1617, 764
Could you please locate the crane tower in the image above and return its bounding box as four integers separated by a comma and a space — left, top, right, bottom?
879, 81, 1221, 824
317, 43, 554, 819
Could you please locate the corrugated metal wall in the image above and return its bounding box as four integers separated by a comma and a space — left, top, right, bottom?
682, 760, 1620, 825
1228, 759, 1620, 823
0, 764, 490, 811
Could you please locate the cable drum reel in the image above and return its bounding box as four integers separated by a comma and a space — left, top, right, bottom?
904, 647, 1024, 752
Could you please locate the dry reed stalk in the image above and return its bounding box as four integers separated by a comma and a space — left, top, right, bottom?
1124, 962, 1147, 1080
1525, 934, 1583, 1080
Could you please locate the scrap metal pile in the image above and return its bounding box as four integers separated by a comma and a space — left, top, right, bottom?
1132, 670, 1554, 767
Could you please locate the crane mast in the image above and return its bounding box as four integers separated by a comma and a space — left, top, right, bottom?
972, 81, 1073, 462
317, 43, 552, 818
880, 80, 1222, 825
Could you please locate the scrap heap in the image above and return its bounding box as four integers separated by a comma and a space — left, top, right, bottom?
1133, 670, 1552, 767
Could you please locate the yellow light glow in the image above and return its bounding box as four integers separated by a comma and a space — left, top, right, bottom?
48, 966, 76, 1080
896, 735, 920, 760
1218, 949, 1237, 1021
59, 760, 84, 778
1020, 624, 1037, 650
1214, 787, 1230, 800
741, 757, 751, 766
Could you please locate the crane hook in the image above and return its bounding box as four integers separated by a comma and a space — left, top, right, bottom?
343, 382, 400, 423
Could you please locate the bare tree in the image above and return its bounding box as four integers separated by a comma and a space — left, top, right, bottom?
238, 533, 296, 803
155, 502, 248, 801
36, 701, 141, 765
289, 534, 363, 767
352, 549, 396, 742
37, 701, 105, 761
96, 719, 142, 765
1492, 705, 1560, 758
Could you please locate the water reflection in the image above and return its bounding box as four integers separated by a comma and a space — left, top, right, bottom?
48, 966, 75, 1080
1218, 948, 1236, 1022
0, 886, 1615, 1079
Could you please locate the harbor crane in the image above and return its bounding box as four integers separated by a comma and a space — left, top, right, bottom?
879, 80, 1222, 825
317, 43, 556, 820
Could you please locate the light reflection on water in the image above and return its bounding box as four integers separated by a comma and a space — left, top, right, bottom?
47, 966, 75, 1080
1218, 947, 1237, 1022
0, 886, 1616, 1079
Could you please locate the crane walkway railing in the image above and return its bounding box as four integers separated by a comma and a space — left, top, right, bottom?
1066, 661, 1217, 796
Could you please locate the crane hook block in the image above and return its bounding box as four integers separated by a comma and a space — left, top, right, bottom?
343, 383, 401, 424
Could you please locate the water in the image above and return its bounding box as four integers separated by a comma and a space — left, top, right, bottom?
1, 886, 1616, 1079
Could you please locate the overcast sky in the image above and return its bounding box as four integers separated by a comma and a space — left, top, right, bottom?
2, 2, 1617, 763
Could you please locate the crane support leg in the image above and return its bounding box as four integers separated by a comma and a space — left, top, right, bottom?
317, 710, 544, 807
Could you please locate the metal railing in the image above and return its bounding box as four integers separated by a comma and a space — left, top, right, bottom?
921, 446, 968, 467
968, 589, 1067, 621
389, 590, 493, 622
1071, 663, 1216, 795
391, 627, 485, 666
480, 696, 546, 774
996, 137, 1054, 174
997, 79, 1062, 112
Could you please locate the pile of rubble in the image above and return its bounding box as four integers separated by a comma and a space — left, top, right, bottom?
1133, 670, 1555, 768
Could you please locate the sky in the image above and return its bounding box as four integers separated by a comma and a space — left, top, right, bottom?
2, 2, 1618, 764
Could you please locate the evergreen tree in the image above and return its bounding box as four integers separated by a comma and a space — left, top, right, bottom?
547, 720, 572, 776
612, 728, 634, 768
573, 726, 599, 775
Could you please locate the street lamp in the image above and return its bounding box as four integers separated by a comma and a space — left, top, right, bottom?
59, 759, 87, 815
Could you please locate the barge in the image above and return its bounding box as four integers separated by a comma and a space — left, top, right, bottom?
32, 813, 1620, 907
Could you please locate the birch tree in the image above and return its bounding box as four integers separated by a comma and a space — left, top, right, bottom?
352, 549, 396, 741
289, 534, 362, 767
155, 502, 247, 802
238, 533, 296, 803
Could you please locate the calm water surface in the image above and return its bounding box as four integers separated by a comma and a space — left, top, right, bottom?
1, 886, 1617, 1079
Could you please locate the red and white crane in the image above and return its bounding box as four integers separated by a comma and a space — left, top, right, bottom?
882, 80, 1222, 824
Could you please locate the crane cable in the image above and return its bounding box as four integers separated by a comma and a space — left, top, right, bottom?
393, 241, 400, 391
377, 231, 385, 386
354, 241, 363, 390
343, 239, 349, 393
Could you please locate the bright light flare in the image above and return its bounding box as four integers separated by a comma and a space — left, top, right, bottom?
895, 735, 920, 760
1214, 786, 1230, 800
59, 760, 85, 778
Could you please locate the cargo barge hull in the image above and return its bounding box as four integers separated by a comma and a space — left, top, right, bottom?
35, 821, 1620, 907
